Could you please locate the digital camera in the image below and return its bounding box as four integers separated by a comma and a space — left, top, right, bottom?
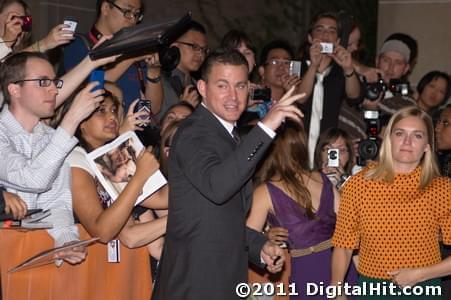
357, 110, 381, 166
365, 75, 410, 101
327, 149, 340, 167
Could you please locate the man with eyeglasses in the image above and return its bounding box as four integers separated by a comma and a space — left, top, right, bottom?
156, 20, 209, 120
258, 40, 302, 103
296, 11, 363, 168
62, 0, 163, 114
0, 52, 105, 298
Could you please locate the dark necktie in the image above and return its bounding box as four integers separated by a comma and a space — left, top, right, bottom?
232, 126, 241, 144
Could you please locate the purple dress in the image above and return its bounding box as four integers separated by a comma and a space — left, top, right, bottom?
266, 173, 357, 299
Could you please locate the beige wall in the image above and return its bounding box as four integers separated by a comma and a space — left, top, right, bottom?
378, 0, 451, 89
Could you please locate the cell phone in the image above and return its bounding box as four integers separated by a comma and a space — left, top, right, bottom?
251, 87, 271, 103
320, 42, 334, 54
15, 15, 32, 32
63, 17, 78, 36
289, 60, 301, 77
133, 99, 151, 126
89, 69, 104, 92
327, 148, 340, 167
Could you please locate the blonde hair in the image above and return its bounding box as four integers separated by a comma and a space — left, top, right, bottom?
365, 106, 440, 189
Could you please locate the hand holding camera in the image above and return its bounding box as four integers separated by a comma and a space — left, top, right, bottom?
40, 22, 76, 52
281, 73, 302, 93
3, 13, 28, 45
120, 99, 148, 134
329, 43, 353, 72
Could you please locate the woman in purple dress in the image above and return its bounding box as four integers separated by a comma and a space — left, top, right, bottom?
247, 122, 357, 299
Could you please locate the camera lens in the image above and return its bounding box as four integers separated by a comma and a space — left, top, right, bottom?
329, 150, 338, 160
358, 139, 378, 160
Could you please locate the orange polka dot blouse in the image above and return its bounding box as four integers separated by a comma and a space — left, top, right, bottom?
332, 165, 451, 279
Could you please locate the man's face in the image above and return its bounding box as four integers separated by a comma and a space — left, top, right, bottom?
376, 51, 410, 83
259, 48, 291, 89
104, 0, 142, 34
309, 17, 339, 44
174, 30, 208, 73
10, 58, 58, 120
198, 63, 249, 123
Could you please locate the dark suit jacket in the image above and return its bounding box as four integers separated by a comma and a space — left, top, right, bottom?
152, 105, 272, 300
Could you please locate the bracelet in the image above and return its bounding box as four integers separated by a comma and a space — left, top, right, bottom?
146, 75, 161, 83
344, 69, 355, 78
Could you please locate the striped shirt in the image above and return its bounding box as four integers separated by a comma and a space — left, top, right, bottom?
0, 107, 79, 246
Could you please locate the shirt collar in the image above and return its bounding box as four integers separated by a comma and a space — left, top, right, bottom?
201, 102, 235, 137
0, 105, 46, 135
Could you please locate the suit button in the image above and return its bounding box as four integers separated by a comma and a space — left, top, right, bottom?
245, 246, 249, 251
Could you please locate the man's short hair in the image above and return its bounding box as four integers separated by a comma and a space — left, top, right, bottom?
186, 20, 206, 35
96, 0, 145, 18
308, 11, 341, 36
259, 40, 294, 66
200, 48, 248, 82
0, 52, 49, 105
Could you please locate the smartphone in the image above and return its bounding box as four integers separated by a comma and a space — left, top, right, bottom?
251, 87, 271, 103
327, 148, 340, 167
320, 42, 334, 54
133, 99, 151, 126
89, 69, 104, 92
63, 17, 78, 36
289, 60, 301, 77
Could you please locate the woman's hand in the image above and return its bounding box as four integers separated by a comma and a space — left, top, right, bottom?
134, 148, 160, 182
388, 268, 424, 288
119, 99, 149, 134
40, 24, 74, 51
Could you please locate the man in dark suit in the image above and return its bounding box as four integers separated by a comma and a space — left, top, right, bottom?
153, 48, 304, 299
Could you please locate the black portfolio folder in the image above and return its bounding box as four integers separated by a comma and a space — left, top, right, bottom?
89, 12, 192, 60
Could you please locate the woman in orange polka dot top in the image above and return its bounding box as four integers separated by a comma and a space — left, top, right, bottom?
330, 106, 451, 299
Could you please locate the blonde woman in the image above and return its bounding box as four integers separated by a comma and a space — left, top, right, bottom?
331, 106, 450, 299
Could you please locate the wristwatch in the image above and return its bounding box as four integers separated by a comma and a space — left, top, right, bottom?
146, 75, 161, 83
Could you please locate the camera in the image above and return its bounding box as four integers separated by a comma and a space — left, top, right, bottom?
327, 149, 340, 167
357, 110, 381, 166
289, 61, 301, 77
365, 75, 410, 101
387, 79, 409, 97
320, 42, 334, 54
251, 87, 271, 103
15, 15, 32, 32
133, 99, 152, 127
365, 75, 386, 101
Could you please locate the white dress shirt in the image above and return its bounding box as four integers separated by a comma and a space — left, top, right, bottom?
0, 107, 79, 246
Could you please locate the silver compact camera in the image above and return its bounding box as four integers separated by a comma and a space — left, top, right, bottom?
327, 148, 340, 167
320, 42, 334, 54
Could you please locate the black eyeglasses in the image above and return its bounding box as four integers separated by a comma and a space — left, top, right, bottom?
13, 78, 64, 89
176, 41, 210, 55
107, 0, 143, 22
